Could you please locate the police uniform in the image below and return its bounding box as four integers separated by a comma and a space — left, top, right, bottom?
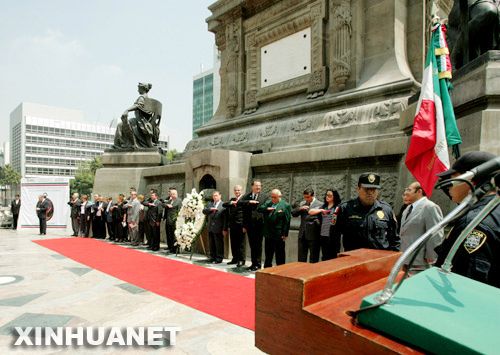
435, 195, 500, 287
332, 173, 400, 255
435, 151, 500, 288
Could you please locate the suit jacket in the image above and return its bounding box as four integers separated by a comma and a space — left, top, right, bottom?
400, 197, 444, 266
203, 201, 226, 234
257, 199, 292, 239
292, 198, 323, 240
223, 196, 244, 228
163, 198, 181, 225
11, 199, 21, 215
36, 199, 49, 219
105, 201, 114, 223
146, 199, 163, 226
67, 198, 81, 218
238, 191, 268, 229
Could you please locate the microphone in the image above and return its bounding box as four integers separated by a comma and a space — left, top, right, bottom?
443, 156, 500, 187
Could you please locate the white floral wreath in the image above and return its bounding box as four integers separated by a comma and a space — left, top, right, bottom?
174, 188, 206, 251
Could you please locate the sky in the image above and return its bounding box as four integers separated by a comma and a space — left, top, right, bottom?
0, 0, 216, 151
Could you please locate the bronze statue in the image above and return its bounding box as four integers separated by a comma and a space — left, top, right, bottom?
448, 0, 500, 69
112, 82, 162, 150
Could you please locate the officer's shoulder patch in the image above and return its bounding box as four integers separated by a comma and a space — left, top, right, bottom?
463, 229, 487, 254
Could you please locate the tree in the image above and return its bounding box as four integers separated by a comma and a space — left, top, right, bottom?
166, 149, 178, 163
0, 164, 21, 205
70, 156, 103, 196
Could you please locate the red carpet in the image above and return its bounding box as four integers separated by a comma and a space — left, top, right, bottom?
34, 238, 255, 330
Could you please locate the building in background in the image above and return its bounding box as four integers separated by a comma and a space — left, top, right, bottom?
192, 48, 221, 138
10, 102, 168, 180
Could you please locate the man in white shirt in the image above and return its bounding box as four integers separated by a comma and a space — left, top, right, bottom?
400, 182, 444, 274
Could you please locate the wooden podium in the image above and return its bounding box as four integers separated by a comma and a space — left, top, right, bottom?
255, 249, 421, 354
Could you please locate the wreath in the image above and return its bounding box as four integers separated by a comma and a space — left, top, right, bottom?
174, 189, 206, 251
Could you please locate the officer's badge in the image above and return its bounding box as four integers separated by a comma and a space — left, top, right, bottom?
463, 229, 487, 254
368, 174, 376, 183
376, 210, 385, 219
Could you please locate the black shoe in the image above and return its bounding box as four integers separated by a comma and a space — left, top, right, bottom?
212, 260, 222, 264
227, 260, 238, 265
237, 261, 245, 267
249, 265, 260, 271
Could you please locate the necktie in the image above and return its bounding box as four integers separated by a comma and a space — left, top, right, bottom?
405, 204, 413, 222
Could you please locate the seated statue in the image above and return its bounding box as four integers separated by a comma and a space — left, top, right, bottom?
112, 82, 162, 150
448, 0, 500, 69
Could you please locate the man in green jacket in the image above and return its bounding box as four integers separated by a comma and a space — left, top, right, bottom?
258, 189, 292, 267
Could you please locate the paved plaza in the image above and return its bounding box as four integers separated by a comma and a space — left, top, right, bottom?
0, 228, 262, 354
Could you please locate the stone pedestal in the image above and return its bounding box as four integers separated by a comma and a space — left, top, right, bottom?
101, 150, 167, 167
93, 150, 166, 197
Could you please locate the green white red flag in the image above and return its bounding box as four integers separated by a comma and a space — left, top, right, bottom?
405, 23, 462, 196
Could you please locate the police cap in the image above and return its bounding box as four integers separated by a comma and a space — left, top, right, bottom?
358, 173, 381, 188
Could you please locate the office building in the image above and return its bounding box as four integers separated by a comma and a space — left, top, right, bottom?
192, 49, 221, 138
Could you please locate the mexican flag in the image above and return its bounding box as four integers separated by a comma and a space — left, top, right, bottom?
405, 23, 462, 197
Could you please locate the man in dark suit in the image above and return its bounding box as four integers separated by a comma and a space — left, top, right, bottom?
163, 188, 182, 253
292, 188, 323, 263
67, 193, 81, 236
223, 185, 246, 267
11, 194, 21, 230
258, 189, 292, 267
203, 191, 226, 264
238, 180, 268, 271
36, 195, 49, 235
145, 192, 163, 251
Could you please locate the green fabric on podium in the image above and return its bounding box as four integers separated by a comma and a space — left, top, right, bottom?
358, 267, 500, 354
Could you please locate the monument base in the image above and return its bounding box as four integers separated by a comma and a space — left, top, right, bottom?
101, 150, 167, 167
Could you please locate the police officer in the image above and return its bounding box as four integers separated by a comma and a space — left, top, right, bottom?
435, 151, 500, 288
332, 173, 399, 256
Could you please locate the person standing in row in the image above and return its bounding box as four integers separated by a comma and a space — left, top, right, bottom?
36, 195, 49, 235
163, 188, 181, 253
239, 180, 267, 271
308, 189, 342, 261
104, 196, 114, 240
223, 185, 246, 267
79, 195, 91, 237
400, 182, 443, 274
137, 194, 146, 244
203, 191, 226, 264
126, 191, 142, 246
111, 194, 127, 242
92, 195, 107, 239
146, 192, 163, 251
258, 189, 292, 268
11, 194, 21, 230
67, 193, 80, 236
292, 188, 323, 263
332, 173, 399, 255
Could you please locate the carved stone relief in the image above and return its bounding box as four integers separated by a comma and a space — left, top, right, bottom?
330, 0, 352, 91
187, 97, 408, 153
257, 175, 292, 202
292, 174, 347, 205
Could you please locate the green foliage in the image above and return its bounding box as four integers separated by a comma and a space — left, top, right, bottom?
0, 164, 21, 186
70, 156, 103, 196
166, 149, 178, 163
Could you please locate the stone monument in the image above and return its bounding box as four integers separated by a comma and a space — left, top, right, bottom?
93, 83, 166, 196
93, 0, 499, 261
